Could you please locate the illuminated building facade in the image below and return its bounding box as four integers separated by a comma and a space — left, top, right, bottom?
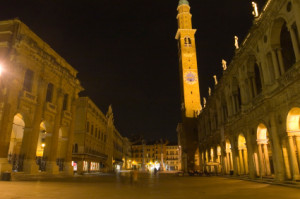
176, 0, 202, 172
73, 97, 129, 173
197, 0, 300, 181
72, 97, 109, 173
131, 140, 167, 171
0, 19, 82, 177
165, 144, 180, 171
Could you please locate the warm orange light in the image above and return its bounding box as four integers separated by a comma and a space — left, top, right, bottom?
41, 143, 46, 148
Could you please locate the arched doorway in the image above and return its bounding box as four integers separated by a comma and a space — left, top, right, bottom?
8, 114, 25, 172
238, 134, 248, 175
225, 140, 233, 174
35, 122, 49, 171
270, 18, 296, 75
286, 108, 300, 180
256, 124, 274, 177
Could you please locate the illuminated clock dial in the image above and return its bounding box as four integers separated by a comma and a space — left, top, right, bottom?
184, 71, 198, 85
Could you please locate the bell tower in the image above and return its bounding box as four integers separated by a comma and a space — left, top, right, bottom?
175, 0, 201, 118
176, 0, 201, 172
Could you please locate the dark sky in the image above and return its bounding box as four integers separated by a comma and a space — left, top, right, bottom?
0, 0, 267, 142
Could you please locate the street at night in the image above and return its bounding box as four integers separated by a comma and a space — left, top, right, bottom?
0, 173, 299, 199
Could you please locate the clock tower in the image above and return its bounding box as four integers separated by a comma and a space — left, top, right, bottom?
176, 0, 201, 172
175, 0, 201, 118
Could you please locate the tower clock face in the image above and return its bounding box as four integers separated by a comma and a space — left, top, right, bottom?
184, 71, 198, 85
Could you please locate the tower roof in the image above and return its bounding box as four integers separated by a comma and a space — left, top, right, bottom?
178, 0, 189, 6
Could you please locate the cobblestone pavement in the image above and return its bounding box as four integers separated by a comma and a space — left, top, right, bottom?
0, 172, 300, 199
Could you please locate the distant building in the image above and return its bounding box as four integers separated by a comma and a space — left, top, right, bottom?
72, 97, 129, 173
131, 140, 181, 171
165, 144, 180, 171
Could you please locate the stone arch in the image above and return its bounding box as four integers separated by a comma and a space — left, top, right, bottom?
35, 121, 52, 171
286, 107, 300, 133
224, 139, 233, 174
256, 123, 274, 176
8, 113, 26, 172
270, 17, 296, 73
237, 134, 249, 175
285, 107, 300, 180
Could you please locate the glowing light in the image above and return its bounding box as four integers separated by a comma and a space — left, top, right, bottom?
0, 64, 3, 76
41, 143, 46, 148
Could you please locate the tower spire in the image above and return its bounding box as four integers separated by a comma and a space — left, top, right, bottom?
178, 0, 189, 6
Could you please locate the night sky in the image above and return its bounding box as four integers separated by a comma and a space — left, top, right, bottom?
1, 0, 267, 142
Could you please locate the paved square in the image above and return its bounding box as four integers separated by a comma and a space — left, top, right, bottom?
0, 173, 300, 199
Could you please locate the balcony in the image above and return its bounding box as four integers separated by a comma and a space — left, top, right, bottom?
21, 90, 37, 103
45, 102, 57, 113
63, 110, 72, 120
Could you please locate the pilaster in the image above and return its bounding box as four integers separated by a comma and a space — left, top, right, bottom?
46, 89, 64, 174
23, 78, 48, 174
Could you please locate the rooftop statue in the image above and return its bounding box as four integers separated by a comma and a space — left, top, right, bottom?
222, 59, 227, 71
234, 36, 239, 49
252, 2, 259, 17
213, 75, 218, 85
208, 87, 211, 96
203, 97, 207, 108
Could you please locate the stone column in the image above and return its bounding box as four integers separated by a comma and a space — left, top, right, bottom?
64, 99, 77, 175
270, 113, 285, 181
0, 85, 19, 174
276, 49, 285, 74
263, 144, 271, 176
22, 79, 47, 174
238, 149, 245, 175
46, 90, 64, 174
243, 149, 249, 174
296, 136, 300, 165
257, 144, 266, 177
289, 27, 300, 61
287, 136, 300, 180
282, 141, 292, 180
226, 152, 230, 174
271, 50, 281, 78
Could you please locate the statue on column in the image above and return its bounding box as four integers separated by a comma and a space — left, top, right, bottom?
208, 87, 211, 96
203, 97, 206, 108
213, 75, 218, 85
234, 36, 239, 49
222, 59, 227, 71
252, 2, 259, 17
